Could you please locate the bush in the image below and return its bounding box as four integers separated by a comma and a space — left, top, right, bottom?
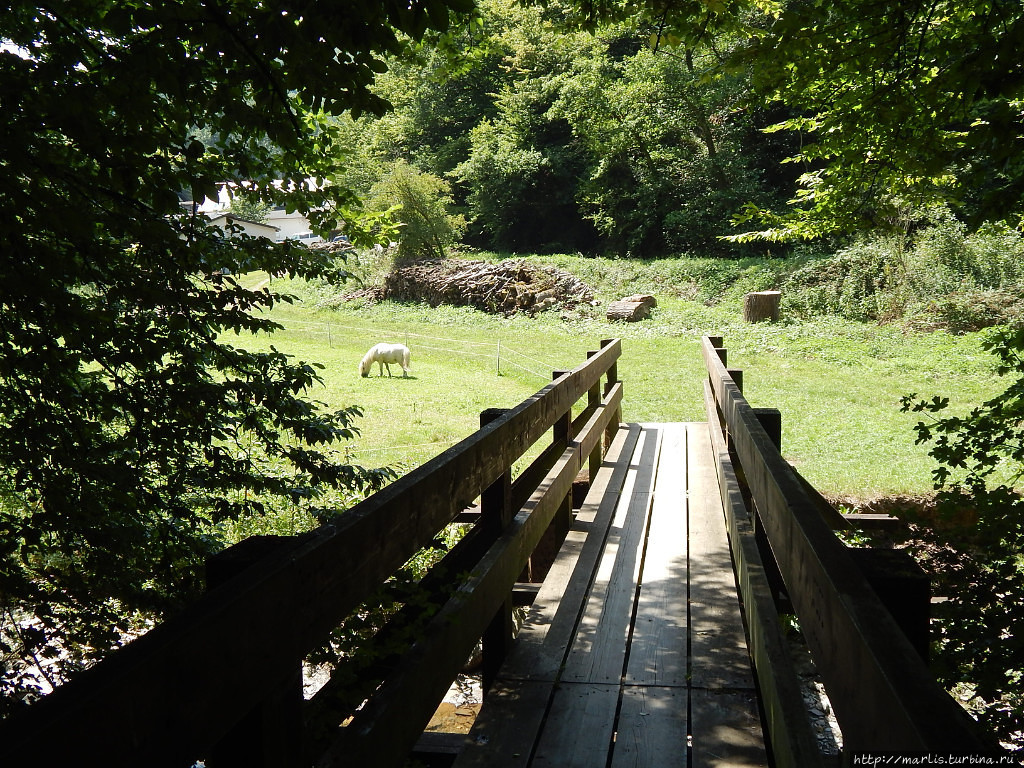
367, 160, 466, 262
913, 287, 1024, 334
781, 210, 1024, 330
782, 238, 907, 321
902, 326, 1024, 755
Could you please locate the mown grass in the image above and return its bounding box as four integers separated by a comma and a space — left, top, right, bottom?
240, 255, 1004, 500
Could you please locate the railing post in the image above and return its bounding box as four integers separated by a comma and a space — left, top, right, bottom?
751, 408, 789, 610
727, 368, 743, 393
848, 549, 931, 662
479, 408, 514, 696
550, 369, 573, 542
205, 537, 305, 768
600, 339, 621, 446
586, 350, 603, 482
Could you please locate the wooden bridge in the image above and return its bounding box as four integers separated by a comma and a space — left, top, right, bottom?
0, 337, 995, 767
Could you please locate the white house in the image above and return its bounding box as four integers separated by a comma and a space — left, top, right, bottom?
266, 207, 318, 242
205, 213, 280, 240
197, 184, 320, 242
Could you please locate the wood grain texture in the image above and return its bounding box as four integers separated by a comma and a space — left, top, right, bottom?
624, 423, 688, 688
702, 382, 824, 768
611, 686, 688, 768
687, 422, 757, 694
561, 426, 660, 685
0, 342, 624, 768
454, 425, 641, 768
701, 336, 989, 752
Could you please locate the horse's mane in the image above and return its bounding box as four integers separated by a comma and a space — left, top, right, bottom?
358, 346, 377, 376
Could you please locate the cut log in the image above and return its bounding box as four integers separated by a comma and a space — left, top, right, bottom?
742, 291, 781, 323
606, 294, 657, 322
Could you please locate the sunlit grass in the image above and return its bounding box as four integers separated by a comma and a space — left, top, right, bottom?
236, 261, 1004, 499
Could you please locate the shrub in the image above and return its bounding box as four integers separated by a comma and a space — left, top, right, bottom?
781, 210, 1024, 330
367, 160, 466, 262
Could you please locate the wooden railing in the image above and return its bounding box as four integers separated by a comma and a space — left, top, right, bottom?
701, 335, 993, 760
0, 339, 624, 768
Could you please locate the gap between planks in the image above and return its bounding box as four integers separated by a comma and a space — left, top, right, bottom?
454, 424, 767, 768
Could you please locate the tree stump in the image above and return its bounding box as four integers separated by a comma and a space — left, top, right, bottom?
606, 294, 657, 322
742, 290, 781, 323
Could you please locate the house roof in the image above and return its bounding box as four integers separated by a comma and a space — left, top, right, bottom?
206, 213, 280, 233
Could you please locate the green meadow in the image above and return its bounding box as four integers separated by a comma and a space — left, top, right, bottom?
238, 258, 1002, 502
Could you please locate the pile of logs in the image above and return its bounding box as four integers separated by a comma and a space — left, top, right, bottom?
354, 258, 595, 315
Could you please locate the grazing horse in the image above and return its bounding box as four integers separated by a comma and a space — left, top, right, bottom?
359, 343, 411, 378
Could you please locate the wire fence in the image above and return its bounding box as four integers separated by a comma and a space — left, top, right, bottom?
276, 318, 557, 381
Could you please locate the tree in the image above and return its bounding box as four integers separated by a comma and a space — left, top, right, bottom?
226, 189, 273, 224
902, 329, 1024, 755
367, 159, 466, 260
452, 1, 602, 252
0, 0, 472, 713
553, 37, 785, 255
727, 0, 1024, 239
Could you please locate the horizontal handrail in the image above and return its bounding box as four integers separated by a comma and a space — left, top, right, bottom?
701, 335, 991, 753
0, 339, 623, 768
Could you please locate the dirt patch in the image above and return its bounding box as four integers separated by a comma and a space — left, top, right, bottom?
424, 701, 482, 734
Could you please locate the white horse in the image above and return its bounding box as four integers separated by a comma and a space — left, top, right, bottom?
359, 343, 411, 378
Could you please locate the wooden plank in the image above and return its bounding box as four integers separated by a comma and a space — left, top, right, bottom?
530, 683, 620, 768
500, 424, 642, 682
562, 426, 661, 685
610, 686, 688, 768
702, 382, 825, 768
686, 422, 757, 693
319, 404, 620, 768
452, 426, 641, 768
625, 423, 689, 687
453, 679, 552, 768
689, 689, 768, 768
700, 336, 990, 751
454, 428, 638, 768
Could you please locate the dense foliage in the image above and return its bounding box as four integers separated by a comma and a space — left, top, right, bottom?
330, 0, 798, 257
902, 329, 1024, 755
728, 0, 1024, 239
782, 210, 1024, 330
4, 0, 1024, 750
0, 0, 471, 712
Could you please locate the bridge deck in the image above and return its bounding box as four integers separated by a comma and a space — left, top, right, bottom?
453, 422, 767, 768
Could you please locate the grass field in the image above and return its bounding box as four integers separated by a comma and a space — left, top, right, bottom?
239, 260, 1004, 501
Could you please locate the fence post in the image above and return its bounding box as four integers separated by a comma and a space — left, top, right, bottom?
205, 536, 305, 768
600, 339, 621, 446
751, 408, 790, 610
479, 408, 514, 695
586, 350, 602, 483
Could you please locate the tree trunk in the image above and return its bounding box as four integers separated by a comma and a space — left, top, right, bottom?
742, 291, 782, 323
606, 294, 657, 322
